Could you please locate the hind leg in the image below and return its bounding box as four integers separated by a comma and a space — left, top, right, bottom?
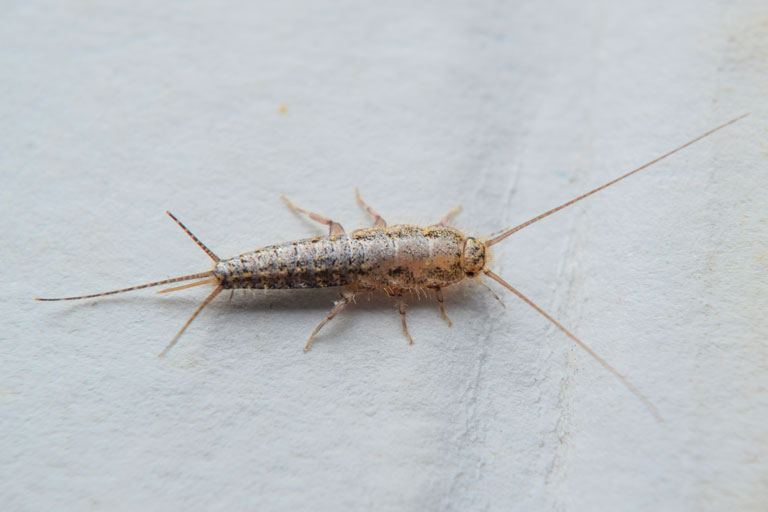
354, 188, 387, 228
304, 287, 355, 351
281, 195, 345, 235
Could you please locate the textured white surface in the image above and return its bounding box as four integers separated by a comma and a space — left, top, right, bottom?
2, 1, 767, 510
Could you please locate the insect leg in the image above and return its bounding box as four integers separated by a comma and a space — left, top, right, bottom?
281, 195, 345, 235
431, 287, 452, 326
354, 188, 387, 228
476, 279, 506, 309
304, 288, 355, 351
396, 294, 414, 344
436, 205, 462, 226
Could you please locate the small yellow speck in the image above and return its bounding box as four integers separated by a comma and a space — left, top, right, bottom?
278, 105, 288, 114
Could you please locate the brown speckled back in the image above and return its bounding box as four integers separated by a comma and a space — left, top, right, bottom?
215, 225, 466, 291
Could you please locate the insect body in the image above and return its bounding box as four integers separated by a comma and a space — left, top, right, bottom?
37, 114, 749, 422
218, 224, 474, 292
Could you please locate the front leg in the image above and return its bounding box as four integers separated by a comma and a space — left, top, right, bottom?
436, 205, 462, 226
431, 287, 452, 326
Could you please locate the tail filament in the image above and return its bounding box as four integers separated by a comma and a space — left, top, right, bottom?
35, 272, 215, 302
158, 285, 223, 358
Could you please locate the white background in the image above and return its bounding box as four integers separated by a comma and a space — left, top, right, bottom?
2, 1, 766, 510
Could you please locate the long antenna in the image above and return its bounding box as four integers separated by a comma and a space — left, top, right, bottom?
486, 113, 750, 247
484, 269, 663, 422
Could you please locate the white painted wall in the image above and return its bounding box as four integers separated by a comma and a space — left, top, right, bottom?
2, 1, 766, 510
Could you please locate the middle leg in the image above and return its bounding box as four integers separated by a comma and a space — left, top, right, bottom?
396, 293, 414, 344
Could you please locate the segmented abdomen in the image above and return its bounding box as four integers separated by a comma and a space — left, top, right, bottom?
215, 225, 466, 290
